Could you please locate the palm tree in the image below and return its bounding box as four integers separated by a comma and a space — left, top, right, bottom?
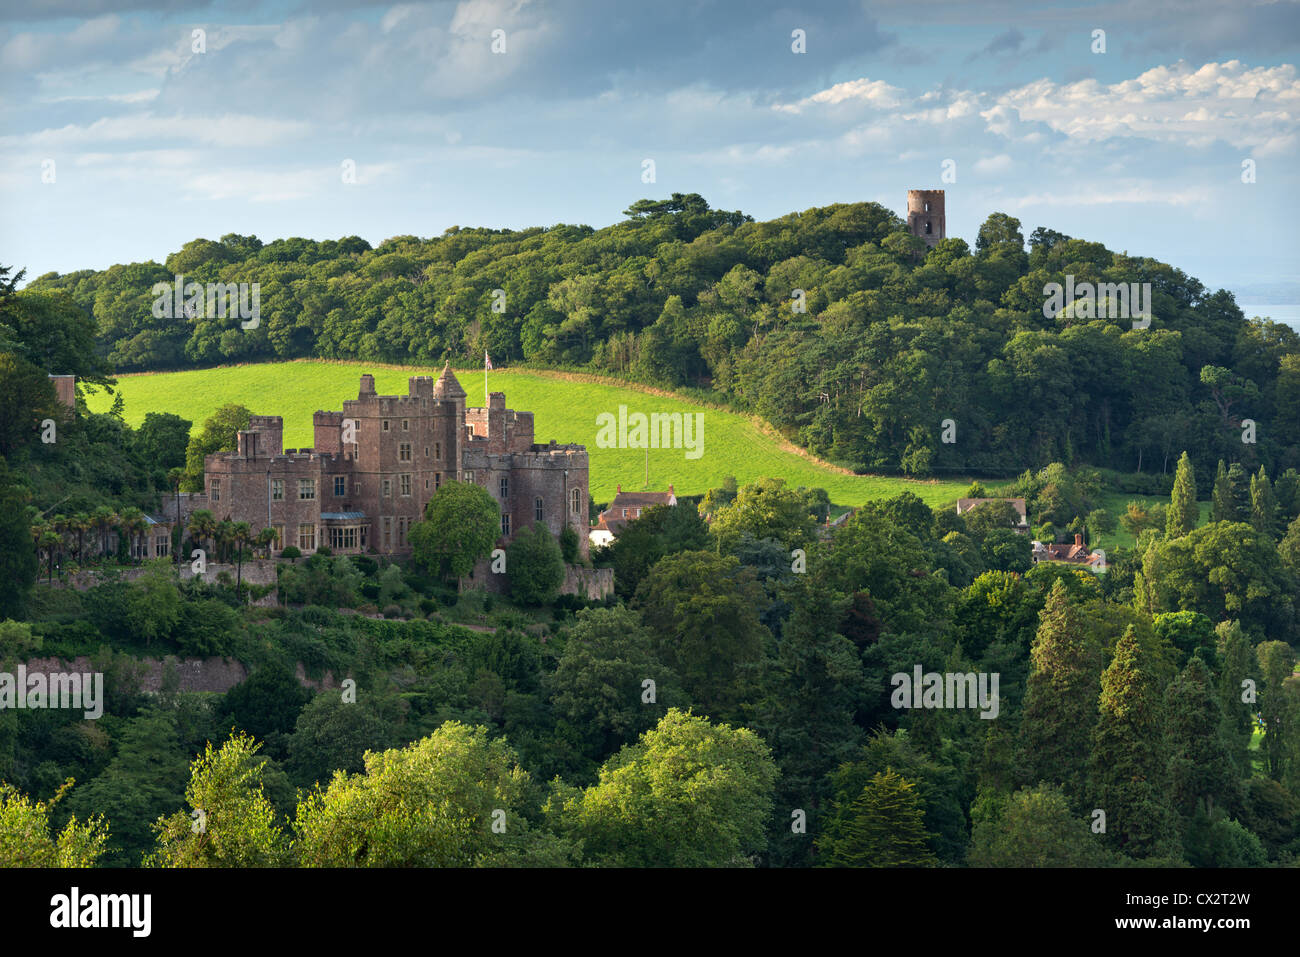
187, 510, 217, 564
256, 527, 276, 559
118, 507, 147, 563
70, 512, 91, 563
90, 505, 116, 560
50, 514, 69, 574
214, 519, 235, 565
232, 521, 252, 600
38, 527, 61, 582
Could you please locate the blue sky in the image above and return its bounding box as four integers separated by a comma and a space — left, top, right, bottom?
3, 0, 1298, 301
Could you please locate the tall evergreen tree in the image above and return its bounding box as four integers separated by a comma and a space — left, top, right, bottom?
1019, 581, 1102, 806
818, 768, 937, 867
1215, 620, 1256, 776
752, 580, 865, 867
1249, 466, 1280, 540
1166, 451, 1197, 538
1256, 640, 1297, 782
1211, 460, 1235, 523
1089, 628, 1181, 861
1226, 462, 1251, 521
1165, 658, 1238, 819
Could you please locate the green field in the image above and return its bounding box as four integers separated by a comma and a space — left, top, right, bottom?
86, 361, 976, 508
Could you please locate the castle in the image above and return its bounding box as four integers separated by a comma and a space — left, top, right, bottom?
201, 364, 589, 558
907, 189, 945, 247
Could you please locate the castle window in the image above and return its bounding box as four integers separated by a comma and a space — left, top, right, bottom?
924, 201, 930, 212
425, 478, 429, 490
573, 489, 583, 515
499, 476, 508, 500
210, 478, 220, 502
465, 471, 474, 484
399, 442, 412, 462
535, 497, 544, 523
298, 479, 316, 500
435, 472, 441, 490
382, 517, 392, 547
271, 525, 284, 547
400, 474, 411, 497
298, 523, 316, 551
382, 420, 390, 432
501, 514, 510, 537
924, 220, 932, 234
382, 478, 392, 498
334, 476, 346, 497
155, 537, 170, 558
398, 517, 408, 546
402, 419, 409, 431
435, 442, 441, 460
424, 447, 429, 458
271, 479, 284, 501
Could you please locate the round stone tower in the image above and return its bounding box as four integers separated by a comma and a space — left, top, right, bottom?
907, 189, 945, 248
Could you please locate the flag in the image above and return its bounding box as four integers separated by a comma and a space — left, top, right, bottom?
485, 351, 493, 371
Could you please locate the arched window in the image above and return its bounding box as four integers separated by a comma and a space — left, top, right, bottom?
924, 201, 930, 212
571, 488, 582, 515
925, 221, 932, 234
535, 497, 544, 523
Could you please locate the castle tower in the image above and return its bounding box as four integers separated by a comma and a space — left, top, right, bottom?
907, 189, 945, 248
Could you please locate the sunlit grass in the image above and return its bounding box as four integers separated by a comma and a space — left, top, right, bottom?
87, 360, 978, 508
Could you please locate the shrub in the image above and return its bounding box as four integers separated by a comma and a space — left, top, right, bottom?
351, 555, 379, 577
381, 604, 403, 619
315, 546, 333, 556
280, 546, 302, 560
419, 597, 438, 614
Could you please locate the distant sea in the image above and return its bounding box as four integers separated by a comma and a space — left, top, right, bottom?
1238, 304, 1300, 335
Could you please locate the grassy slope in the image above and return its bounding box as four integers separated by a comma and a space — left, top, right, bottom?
86, 360, 976, 508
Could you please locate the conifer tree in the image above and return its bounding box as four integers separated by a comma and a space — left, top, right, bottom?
1250, 466, 1279, 540
1226, 462, 1251, 520
1166, 451, 1197, 538
1165, 658, 1238, 819
819, 768, 937, 868
1214, 620, 1256, 775
1019, 581, 1102, 806
1256, 640, 1297, 782
1211, 460, 1235, 523
1089, 628, 1181, 861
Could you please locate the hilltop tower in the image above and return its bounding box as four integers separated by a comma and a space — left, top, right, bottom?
907, 189, 945, 248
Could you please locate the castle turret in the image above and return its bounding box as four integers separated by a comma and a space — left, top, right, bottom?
907, 189, 945, 248
433, 362, 466, 400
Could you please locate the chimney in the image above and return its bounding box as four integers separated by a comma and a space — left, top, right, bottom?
616, 483, 621, 494
668, 484, 674, 495
359, 373, 376, 396
1074, 533, 1083, 547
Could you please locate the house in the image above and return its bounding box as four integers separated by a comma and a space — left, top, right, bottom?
202, 366, 589, 557
956, 497, 1030, 534
1032, 534, 1104, 569
589, 484, 677, 547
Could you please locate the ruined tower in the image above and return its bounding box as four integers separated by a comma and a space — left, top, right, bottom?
907, 189, 945, 248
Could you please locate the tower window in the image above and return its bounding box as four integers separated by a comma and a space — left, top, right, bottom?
499, 476, 509, 500
925, 221, 932, 234
924, 201, 930, 212
535, 497, 544, 523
